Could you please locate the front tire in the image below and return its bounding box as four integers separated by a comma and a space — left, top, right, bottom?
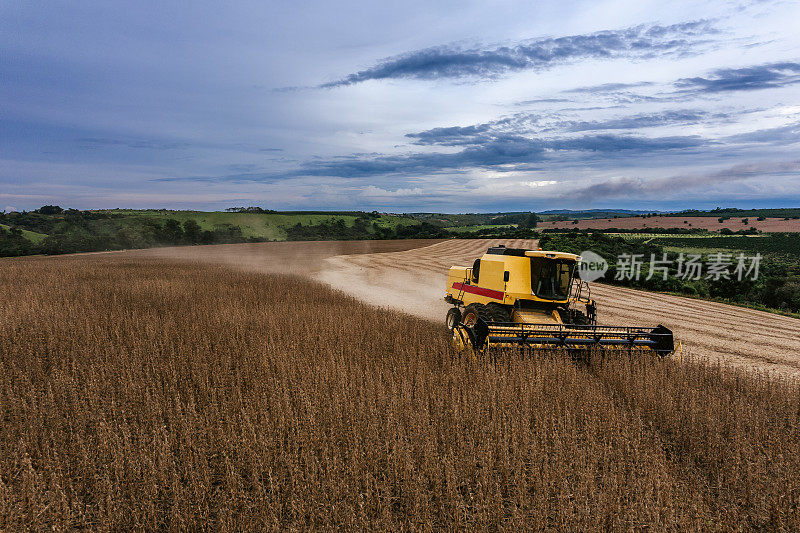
462, 303, 487, 327
461, 304, 496, 351
445, 307, 462, 331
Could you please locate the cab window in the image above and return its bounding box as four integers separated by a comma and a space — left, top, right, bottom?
531, 258, 574, 299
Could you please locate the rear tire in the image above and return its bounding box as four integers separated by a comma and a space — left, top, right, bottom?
445, 307, 462, 330
486, 303, 512, 323
464, 303, 511, 326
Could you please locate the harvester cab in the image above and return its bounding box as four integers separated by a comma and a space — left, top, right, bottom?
445, 245, 674, 356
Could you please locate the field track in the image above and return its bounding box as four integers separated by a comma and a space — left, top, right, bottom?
138, 238, 800, 378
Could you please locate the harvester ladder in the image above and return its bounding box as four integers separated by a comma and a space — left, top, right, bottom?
457, 268, 472, 305
570, 279, 591, 303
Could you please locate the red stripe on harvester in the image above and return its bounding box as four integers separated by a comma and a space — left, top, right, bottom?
452, 282, 504, 301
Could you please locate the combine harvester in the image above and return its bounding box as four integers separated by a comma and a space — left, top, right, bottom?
445, 245, 675, 356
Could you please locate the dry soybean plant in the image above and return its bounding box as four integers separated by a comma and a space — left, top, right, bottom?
0, 255, 798, 530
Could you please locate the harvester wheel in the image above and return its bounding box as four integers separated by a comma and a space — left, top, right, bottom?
459, 304, 492, 354
445, 307, 462, 331
486, 303, 512, 324
462, 304, 488, 327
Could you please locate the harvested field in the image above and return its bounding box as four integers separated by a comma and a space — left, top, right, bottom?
545, 216, 800, 232
319, 239, 537, 321
314, 239, 800, 378
2, 255, 799, 529
137, 238, 438, 274
127, 238, 800, 377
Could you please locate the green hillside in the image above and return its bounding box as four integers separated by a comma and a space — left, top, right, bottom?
5, 205, 799, 259
0, 223, 48, 243
0, 207, 427, 257
101, 209, 418, 241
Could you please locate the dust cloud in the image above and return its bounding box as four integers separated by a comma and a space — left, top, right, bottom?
137, 238, 800, 377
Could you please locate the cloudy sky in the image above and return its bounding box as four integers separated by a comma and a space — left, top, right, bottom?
2, 0, 799, 212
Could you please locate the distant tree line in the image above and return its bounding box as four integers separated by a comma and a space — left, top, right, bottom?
225, 207, 278, 213
284, 218, 449, 241
284, 216, 540, 241
490, 213, 539, 228
541, 227, 707, 234
669, 207, 800, 219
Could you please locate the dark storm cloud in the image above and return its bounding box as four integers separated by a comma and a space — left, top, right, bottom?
675, 61, 800, 92
568, 177, 644, 200
521, 61, 800, 107
561, 110, 715, 132
320, 20, 717, 87
546, 134, 704, 152
297, 135, 548, 177
406, 114, 539, 146
407, 109, 714, 146
725, 122, 800, 145
568, 159, 800, 201
159, 129, 705, 183
405, 123, 494, 146
276, 133, 706, 179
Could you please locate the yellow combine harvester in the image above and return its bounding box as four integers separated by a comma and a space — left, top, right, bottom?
445, 245, 675, 356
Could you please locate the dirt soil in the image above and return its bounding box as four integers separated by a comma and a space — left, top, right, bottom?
132, 238, 800, 377
137, 239, 439, 274
545, 216, 800, 232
